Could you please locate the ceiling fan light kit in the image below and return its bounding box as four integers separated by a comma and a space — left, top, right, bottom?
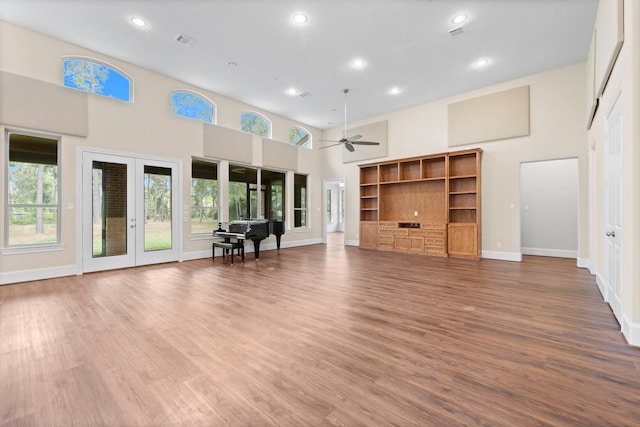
320, 89, 381, 152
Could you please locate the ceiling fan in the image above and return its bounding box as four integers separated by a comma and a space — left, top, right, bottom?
320, 89, 380, 152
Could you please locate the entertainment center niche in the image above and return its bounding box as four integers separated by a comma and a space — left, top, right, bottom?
359, 148, 482, 259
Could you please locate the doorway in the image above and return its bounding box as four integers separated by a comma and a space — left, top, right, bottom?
520, 158, 578, 258
81, 151, 181, 272
323, 179, 345, 245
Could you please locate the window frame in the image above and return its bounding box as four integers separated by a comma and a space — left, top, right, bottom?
190, 158, 219, 237
289, 126, 312, 148
171, 90, 216, 124
4, 129, 62, 250
293, 173, 308, 229
62, 56, 134, 103
240, 111, 272, 138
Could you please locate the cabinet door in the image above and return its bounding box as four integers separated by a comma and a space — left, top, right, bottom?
394, 236, 410, 250
360, 222, 378, 248
448, 224, 478, 258
410, 236, 425, 251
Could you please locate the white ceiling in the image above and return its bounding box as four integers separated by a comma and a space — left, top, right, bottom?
0, 0, 599, 130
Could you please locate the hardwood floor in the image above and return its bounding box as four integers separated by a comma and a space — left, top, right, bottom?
1, 244, 639, 426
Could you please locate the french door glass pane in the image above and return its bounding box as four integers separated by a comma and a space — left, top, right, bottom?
92, 161, 128, 257
143, 166, 172, 251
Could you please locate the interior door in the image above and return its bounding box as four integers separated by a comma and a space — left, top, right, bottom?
82, 152, 136, 272
82, 152, 180, 272
604, 92, 622, 322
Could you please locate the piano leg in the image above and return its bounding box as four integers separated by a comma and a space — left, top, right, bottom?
252, 239, 261, 260
275, 233, 282, 252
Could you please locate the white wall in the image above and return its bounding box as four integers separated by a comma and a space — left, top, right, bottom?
520, 158, 578, 258
322, 63, 589, 262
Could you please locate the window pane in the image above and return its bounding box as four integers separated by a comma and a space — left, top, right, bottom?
191, 160, 218, 234
241, 112, 271, 137
8, 207, 58, 245
171, 91, 215, 123
63, 58, 131, 102
289, 127, 311, 148
262, 169, 285, 221
8, 163, 58, 205
294, 174, 308, 227
229, 165, 257, 220
7, 133, 59, 246
144, 166, 172, 251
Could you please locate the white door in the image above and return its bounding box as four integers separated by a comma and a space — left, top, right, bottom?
604, 92, 623, 322
82, 152, 180, 272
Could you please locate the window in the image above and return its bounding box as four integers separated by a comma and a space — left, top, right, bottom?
229, 165, 258, 221
240, 112, 272, 138
294, 174, 308, 228
290, 127, 311, 148
6, 132, 60, 246
171, 90, 215, 123
63, 57, 132, 102
191, 159, 218, 235
262, 169, 285, 221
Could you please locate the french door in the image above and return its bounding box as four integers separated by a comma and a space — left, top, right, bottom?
82, 151, 180, 273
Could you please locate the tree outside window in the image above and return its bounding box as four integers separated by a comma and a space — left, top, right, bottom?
7, 132, 59, 246
294, 174, 308, 228
191, 159, 218, 234
63, 57, 132, 102
241, 112, 271, 138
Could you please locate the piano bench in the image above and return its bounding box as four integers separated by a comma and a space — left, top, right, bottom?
212, 241, 245, 264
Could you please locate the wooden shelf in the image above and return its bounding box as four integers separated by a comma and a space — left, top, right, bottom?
359, 148, 481, 259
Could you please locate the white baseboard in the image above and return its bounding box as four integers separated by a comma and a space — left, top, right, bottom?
482, 250, 522, 262
622, 313, 640, 347
595, 272, 607, 301
576, 257, 591, 271
0, 265, 77, 286
522, 247, 577, 259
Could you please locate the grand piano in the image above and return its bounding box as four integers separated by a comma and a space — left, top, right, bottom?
213, 219, 285, 262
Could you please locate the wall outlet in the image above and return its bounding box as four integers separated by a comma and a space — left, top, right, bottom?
414, 210, 418, 217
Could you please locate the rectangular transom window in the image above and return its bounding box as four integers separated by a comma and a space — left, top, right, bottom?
6, 131, 60, 246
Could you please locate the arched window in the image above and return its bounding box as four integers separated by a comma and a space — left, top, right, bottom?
171, 90, 215, 123
289, 126, 312, 148
240, 112, 272, 138
63, 57, 132, 102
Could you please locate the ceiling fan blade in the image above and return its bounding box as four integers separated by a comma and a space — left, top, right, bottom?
319, 142, 343, 149
346, 134, 362, 142
345, 142, 355, 152
319, 139, 340, 143
351, 140, 380, 145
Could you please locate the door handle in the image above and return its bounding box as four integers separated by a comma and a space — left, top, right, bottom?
606, 231, 615, 237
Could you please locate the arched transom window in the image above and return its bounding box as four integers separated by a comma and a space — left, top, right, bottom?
171, 90, 216, 123
240, 112, 272, 138
289, 126, 312, 148
63, 57, 132, 102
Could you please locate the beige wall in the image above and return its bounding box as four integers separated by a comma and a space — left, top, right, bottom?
586, 0, 640, 345
0, 20, 322, 280
322, 63, 589, 261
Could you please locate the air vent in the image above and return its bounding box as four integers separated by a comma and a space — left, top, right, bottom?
298, 91, 311, 98
175, 33, 195, 46
448, 26, 464, 37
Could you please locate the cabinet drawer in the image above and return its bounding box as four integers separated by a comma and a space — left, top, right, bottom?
425, 237, 446, 246
378, 228, 408, 236
378, 235, 394, 243
421, 222, 446, 230
378, 221, 398, 228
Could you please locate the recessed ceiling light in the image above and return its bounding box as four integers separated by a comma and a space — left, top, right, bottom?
228, 61, 237, 68
130, 17, 147, 28
293, 13, 308, 24
352, 58, 366, 69
389, 87, 401, 95
287, 87, 298, 96
451, 14, 468, 25
472, 58, 491, 69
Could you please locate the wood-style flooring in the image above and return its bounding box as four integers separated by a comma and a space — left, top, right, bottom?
1, 239, 639, 426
